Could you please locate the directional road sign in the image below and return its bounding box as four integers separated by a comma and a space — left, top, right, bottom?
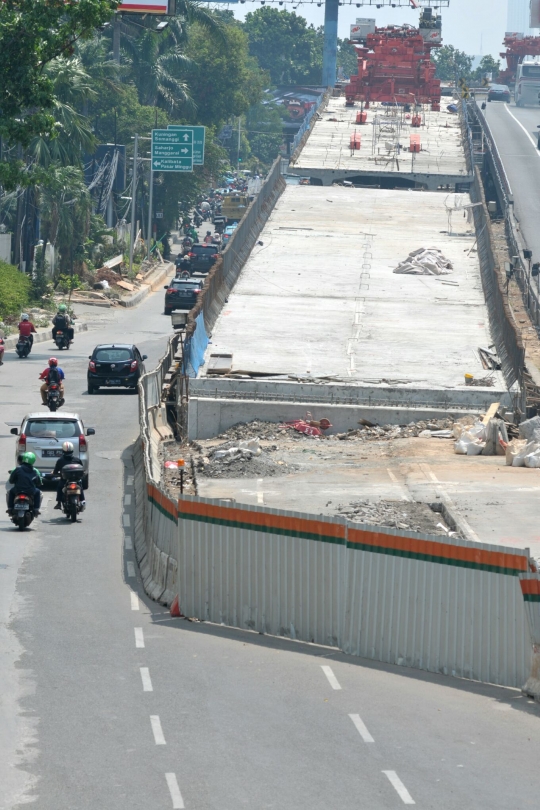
167, 126, 205, 165
151, 129, 193, 172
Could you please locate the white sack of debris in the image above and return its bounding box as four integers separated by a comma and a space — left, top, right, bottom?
453, 421, 486, 455
393, 247, 453, 276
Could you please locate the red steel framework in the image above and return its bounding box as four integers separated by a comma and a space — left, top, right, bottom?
345, 26, 441, 109
499, 34, 540, 85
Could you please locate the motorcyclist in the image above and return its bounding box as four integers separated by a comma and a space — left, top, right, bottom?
175, 255, 192, 276
203, 230, 213, 244
53, 441, 85, 509
52, 304, 74, 343
7, 452, 42, 516
39, 357, 65, 406
18, 314, 37, 349
0, 335, 4, 365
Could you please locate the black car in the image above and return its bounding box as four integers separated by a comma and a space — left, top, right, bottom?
487, 84, 511, 103
164, 278, 204, 315
87, 344, 147, 394
186, 243, 219, 274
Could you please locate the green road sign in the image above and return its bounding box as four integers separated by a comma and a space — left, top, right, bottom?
151, 129, 193, 172
168, 125, 205, 165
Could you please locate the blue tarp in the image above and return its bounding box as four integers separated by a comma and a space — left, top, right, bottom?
183, 312, 208, 377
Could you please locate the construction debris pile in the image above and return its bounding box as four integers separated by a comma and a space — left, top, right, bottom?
194, 438, 294, 479
505, 416, 540, 468
393, 247, 453, 276
333, 500, 460, 537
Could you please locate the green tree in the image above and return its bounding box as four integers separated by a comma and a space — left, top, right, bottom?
184, 24, 266, 126
338, 39, 358, 79
472, 55, 501, 82
0, 260, 31, 322
243, 8, 322, 85
432, 45, 473, 82
39, 164, 92, 277
0, 0, 119, 188
245, 102, 283, 167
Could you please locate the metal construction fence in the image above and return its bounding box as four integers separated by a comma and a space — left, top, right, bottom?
134, 341, 540, 691
290, 91, 330, 164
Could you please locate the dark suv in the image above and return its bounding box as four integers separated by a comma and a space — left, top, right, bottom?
87, 344, 147, 394
187, 243, 219, 274
164, 278, 203, 315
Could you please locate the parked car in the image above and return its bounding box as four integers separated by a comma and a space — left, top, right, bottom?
186, 243, 219, 274
10, 412, 94, 488
487, 84, 511, 102
164, 278, 204, 315
87, 344, 147, 394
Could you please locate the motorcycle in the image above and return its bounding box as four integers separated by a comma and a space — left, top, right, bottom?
59, 463, 85, 522
193, 211, 203, 227
10, 492, 36, 530
47, 382, 64, 412
54, 329, 71, 350
16, 335, 31, 358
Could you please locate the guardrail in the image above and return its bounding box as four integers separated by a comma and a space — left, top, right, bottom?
290, 90, 330, 164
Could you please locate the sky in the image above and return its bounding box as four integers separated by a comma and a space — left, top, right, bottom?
223, 0, 511, 60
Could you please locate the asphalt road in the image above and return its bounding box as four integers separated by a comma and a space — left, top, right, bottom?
1, 281, 540, 809
480, 99, 540, 260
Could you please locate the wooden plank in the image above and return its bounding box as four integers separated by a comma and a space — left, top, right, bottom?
482, 402, 500, 425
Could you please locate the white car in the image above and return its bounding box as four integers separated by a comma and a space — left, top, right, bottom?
9, 412, 95, 487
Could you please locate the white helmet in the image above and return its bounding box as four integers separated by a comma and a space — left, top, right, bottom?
62, 441, 74, 454
21, 313, 29, 320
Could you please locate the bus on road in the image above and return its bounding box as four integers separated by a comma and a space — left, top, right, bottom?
515, 55, 540, 106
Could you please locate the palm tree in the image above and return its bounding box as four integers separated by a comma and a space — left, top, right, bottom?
39, 164, 92, 276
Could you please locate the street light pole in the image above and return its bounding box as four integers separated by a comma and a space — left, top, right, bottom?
147, 167, 154, 261
129, 133, 139, 275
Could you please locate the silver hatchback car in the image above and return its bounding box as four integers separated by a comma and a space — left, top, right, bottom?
10, 412, 95, 488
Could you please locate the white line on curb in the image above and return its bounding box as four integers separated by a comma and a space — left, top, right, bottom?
135, 627, 145, 648
383, 771, 415, 804
165, 773, 185, 808
140, 667, 153, 692
127, 561, 136, 578
130, 592, 139, 611
127, 475, 134, 486
122, 513, 131, 528
150, 715, 166, 745
124, 535, 133, 550
349, 713, 374, 742
124, 494, 132, 506
321, 665, 342, 690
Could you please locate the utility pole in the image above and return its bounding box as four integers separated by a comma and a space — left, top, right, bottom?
147, 167, 154, 261
129, 134, 139, 274
322, 0, 339, 87
237, 117, 241, 172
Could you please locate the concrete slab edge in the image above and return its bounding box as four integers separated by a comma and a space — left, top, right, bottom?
119, 261, 174, 308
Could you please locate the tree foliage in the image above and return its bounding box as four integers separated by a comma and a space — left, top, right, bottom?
432, 45, 473, 82
0, 260, 31, 321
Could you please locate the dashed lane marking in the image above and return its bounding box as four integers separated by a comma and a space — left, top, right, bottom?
127, 561, 136, 578
383, 771, 415, 805
321, 665, 342, 690
349, 713, 374, 743
122, 513, 131, 528
125, 535, 133, 550
140, 667, 153, 692
150, 715, 166, 745
135, 627, 145, 648
124, 494, 132, 506
130, 592, 139, 611
127, 476, 134, 486
165, 773, 185, 809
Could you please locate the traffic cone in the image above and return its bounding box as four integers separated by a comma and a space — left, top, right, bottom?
170, 594, 182, 617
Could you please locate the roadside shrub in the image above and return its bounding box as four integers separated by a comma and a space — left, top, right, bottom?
0, 260, 31, 322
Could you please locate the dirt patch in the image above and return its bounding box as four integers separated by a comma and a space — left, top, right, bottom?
334, 499, 460, 537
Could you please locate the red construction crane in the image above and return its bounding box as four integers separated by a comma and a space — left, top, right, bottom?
499, 34, 540, 85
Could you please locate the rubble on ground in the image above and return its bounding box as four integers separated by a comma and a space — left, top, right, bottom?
193, 437, 295, 479
334, 499, 461, 537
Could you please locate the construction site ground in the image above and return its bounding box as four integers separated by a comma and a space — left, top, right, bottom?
177, 421, 540, 563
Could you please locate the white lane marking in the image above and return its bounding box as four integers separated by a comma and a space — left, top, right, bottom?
150, 715, 166, 745
124, 535, 133, 550
165, 773, 185, 809
122, 513, 131, 527
349, 713, 374, 743
504, 104, 540, 154
257, 478, 264, 505
124, 494, 132, 506
127, 561, 136, 578
135, 627, 145, 648
127, 475, 134, 486
130, 592, 139, 611
383, 771, 415, 804
140, 667, 153, 692
387, 469, 411, 502
321, 665, 342, 690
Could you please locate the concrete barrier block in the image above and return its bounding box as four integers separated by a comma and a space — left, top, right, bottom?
161, 556, 178, 607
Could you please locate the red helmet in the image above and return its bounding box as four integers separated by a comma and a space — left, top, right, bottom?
49, 357, 58, 367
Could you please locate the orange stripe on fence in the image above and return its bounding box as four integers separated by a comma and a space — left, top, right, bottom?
520, 579, 540, 595
178, 498, 345, 540
148, 483, 178, 519
348, 527, 528, 571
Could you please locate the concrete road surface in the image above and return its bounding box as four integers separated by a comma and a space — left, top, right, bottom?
480, 99, 540, 262
1, 285, 540, 809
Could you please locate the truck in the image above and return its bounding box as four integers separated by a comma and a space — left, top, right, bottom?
221, 194, 248, 224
